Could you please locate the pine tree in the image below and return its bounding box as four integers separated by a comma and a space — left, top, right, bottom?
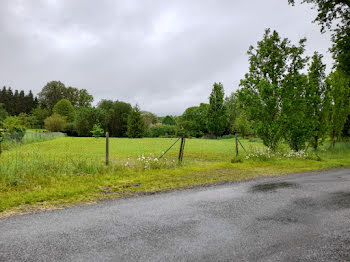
126, 105, 145, 138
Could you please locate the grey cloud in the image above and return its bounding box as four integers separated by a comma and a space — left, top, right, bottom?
0, 0, 332, 115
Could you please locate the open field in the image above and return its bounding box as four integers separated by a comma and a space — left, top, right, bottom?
1, 136, 350, 216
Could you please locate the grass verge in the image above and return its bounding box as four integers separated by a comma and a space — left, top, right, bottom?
0, 137, 349, 217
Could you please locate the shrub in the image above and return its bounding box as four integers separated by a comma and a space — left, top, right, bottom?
2, 116, 26, 141
44, 113, 67, 132
145, 125, 178, 137
91, 124, 104, 138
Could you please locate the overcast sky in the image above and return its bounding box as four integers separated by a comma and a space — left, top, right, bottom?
0, 0, 332, 115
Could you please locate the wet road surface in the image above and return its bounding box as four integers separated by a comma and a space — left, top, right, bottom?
1, 168, 350, 261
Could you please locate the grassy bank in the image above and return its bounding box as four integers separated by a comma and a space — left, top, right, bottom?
1, 137, 350, 216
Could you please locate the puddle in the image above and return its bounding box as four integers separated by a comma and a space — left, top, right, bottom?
323, 192, 350, 210
251, 182, 298, 193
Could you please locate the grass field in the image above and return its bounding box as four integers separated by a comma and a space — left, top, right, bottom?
1, 135, 350, 216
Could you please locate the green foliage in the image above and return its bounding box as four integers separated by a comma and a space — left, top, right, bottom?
178, 103, 209, 137
127, 105, 145, 138
0, 87, 38, 116
239, 29, 312, 151
289, 0, 350, 72
142, 111, 158, 128
31, 107, 50, 129
2, 116, 26, 141
98, 100, 132, 137
162, 115, 177, 126
208, 82, 228, 137
39, 81, 93, 110
91, 124, 104, 138
17, 113, 33, 129
327, 70, 350, 146
145, 124, 178, 137
280, 38, 310, 151
0, 104, 8, 126
234, 114, 253, 137
53, 99, 75, 122
75, 107, 107, 137
44, 113, 67, 132
305, 53, 330, 150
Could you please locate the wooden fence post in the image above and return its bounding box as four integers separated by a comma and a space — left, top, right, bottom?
235, 132, 239, 157
178, 137, 186, 163
106, 132, 109, 165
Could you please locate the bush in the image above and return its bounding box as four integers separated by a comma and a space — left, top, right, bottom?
44, 113, 67, 132
145, 125, 178, 137
2, 116, 26, 141
91, 124, 104, 138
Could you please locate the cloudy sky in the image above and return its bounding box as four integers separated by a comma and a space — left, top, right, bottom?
0, 0, 332, 115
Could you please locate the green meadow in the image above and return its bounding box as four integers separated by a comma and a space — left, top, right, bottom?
1, 136, 350, 216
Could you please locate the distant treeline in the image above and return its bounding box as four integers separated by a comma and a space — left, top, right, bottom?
0, 87, 38, 115
0, 1, 349, 153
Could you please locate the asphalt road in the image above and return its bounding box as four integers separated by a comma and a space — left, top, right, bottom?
1, 168, 350, 262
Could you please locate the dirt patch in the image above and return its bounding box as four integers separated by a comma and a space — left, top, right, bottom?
251, 182, 298, 193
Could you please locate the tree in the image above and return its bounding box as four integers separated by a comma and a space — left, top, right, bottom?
75, 107, 107, 137
142, 111, 158, 128
162, 115, 176, 126
39, 81, 93, 110
0, 103, 8, 126
2, 116, 26, 141
39, 81, 66, 110
305, 53, 330, 150
53, 99, 75, 122
238, 29, 291, 149
31, 107, 50, 129
178, 103, 209, 137
280, 39, 310, 151
207, 82, 228, 137
288, 1, 350, 75
91, 124, 104, 138
327, 70, 350, 147
98, 100, 132, 137
44, 114, 67, 132
126, 105, 145, 138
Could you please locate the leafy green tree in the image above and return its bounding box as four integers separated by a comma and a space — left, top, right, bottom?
31, 107, 50, 129
234, 113, 253, 138
178, 103, 209, 137
127, 105, 145, 138
238, 29, 291, 149
162, 115, 176, 126
98, 100, 132, 137
91, 124, 104, 138
39, 81, 66, 110
142, 111, 158, 128
207, 82, 228, 137
280, 39, 310, 151
75, 107, 107, 137
53, 99, 75, 122
327, 70, 350, 147
289, 1, 350, 75
44, 113, 67, 132
305, 53, 330, 150
39, 81, 93, 110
